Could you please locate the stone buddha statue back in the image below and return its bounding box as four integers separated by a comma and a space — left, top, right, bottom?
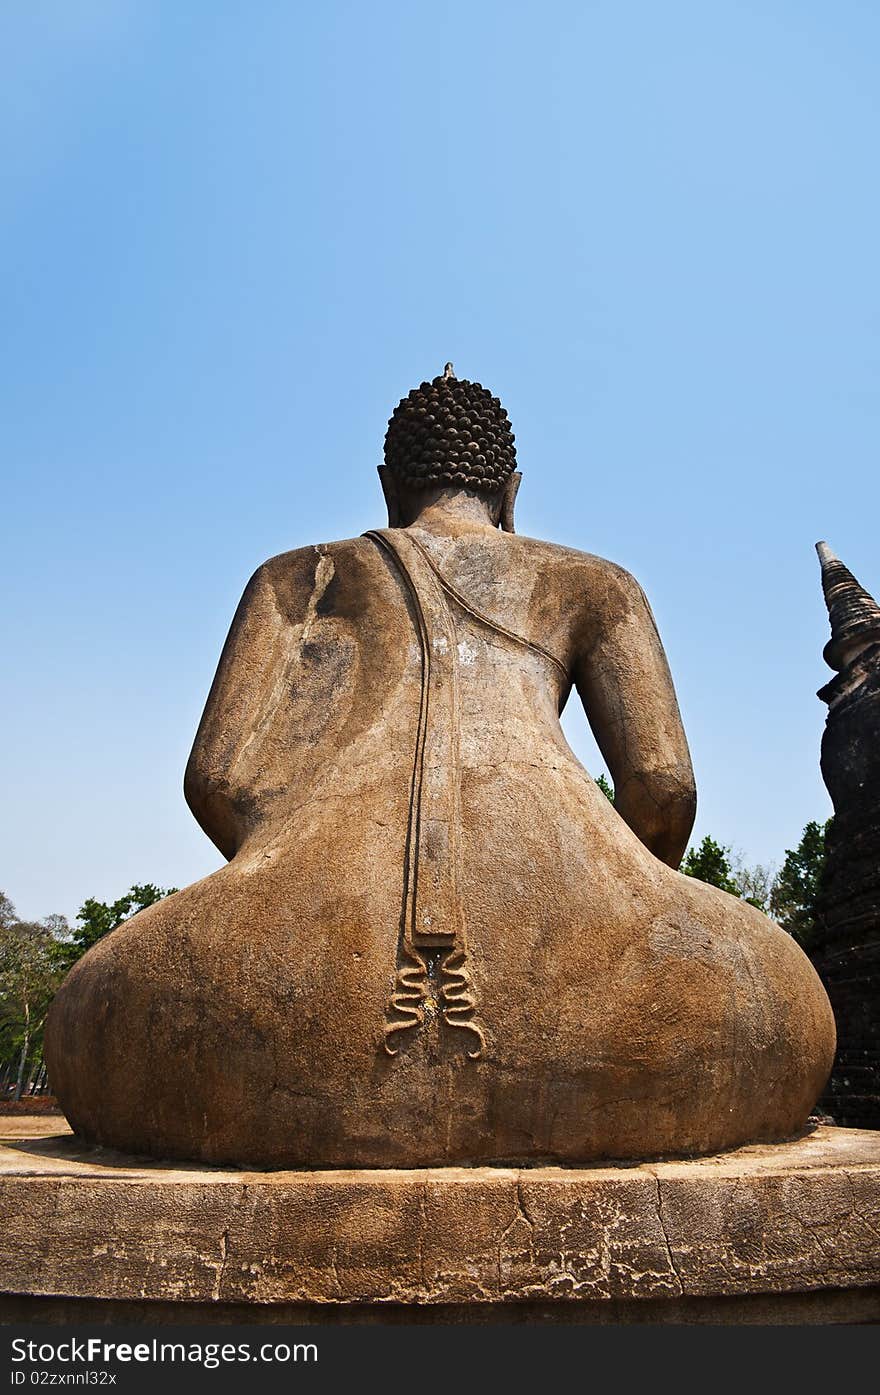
44, 370, 835, 1167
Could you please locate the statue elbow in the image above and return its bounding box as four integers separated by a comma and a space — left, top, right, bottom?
616, 770, 696, 869
183, 755, 241, 862
653, 773, 697, 862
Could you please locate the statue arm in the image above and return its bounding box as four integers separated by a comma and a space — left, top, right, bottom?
574, 565, 696, 868
184, 558, 295, 860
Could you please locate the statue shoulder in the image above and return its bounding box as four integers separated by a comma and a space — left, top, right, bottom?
242, 536, 377, 602
502, 535, 656, 652
507, 533, 646, 600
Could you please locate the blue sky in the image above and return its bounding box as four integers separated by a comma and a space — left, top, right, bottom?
2, 1, 878, 921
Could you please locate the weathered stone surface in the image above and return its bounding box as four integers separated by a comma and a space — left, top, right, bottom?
1, 1123, 878, 1315
44, 374, 834, 1167
813, 543, 880, 1128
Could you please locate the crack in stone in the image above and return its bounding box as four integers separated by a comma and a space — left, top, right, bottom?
516, 1173, 535, 1236
654, 1179, 684, 1296
496, 1176, 537, 1295
212, 1227, 229, 1302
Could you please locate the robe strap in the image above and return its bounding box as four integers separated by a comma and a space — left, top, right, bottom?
364, 528, 486, 1060
402, 531, 570, 683
364, 529, 464, 951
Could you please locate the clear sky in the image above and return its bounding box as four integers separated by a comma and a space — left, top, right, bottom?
2, 1, 878, 922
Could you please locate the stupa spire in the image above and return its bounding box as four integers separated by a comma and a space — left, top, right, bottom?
816, 541, 880, 670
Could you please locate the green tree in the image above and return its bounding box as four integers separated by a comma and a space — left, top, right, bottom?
595, 774, 615, 803
53, 883, 177, 974
681, 835, 739, 895
769, 820, 830, 950
0, 892, 17, 930
0, 919, 64, 1100
731, 854, 777, 913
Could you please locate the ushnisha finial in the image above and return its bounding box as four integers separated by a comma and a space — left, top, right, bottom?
816, 540, 880, 670
443, 362, 455, 380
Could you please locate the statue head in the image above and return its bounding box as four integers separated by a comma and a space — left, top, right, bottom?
379, 366, 522, 531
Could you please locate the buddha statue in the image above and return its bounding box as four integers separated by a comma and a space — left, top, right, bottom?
45, 369, 835, 1167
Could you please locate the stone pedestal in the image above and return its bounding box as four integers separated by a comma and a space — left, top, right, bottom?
2, 1118, 879, 1324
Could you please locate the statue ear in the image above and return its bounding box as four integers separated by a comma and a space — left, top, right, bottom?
500, 472, 522, 534
377, 466, 401, 527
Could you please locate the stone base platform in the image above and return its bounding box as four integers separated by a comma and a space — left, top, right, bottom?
2, 1119, 880, 1324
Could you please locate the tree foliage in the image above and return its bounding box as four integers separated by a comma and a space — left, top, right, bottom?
680, 822, 829, 947
0, 913, 65, 1099
681, 835, 739, 895
595, 773, 615, 803
730, 854, 777, 913
2, 883, 177, 1099
769, 820, 830, 950
52, 883, 177, 974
